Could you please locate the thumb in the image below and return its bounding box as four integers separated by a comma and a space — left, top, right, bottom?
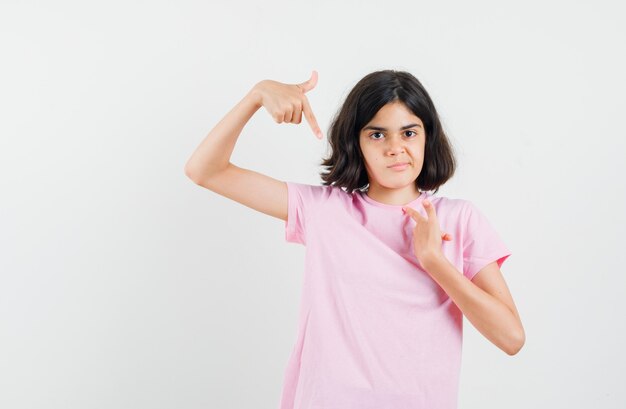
296, 70, 318, 93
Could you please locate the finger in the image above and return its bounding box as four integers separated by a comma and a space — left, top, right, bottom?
301, 95, 323, 139
293, 104, 303, 124
296, 70, 318, 93
422, 200, 438, 224
402, 206, 425, 222
284, 109, 293, 123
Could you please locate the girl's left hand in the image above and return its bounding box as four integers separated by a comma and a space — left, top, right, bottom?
402, 200, 448, 266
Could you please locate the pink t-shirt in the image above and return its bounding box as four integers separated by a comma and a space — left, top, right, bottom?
279, 181, 511, 409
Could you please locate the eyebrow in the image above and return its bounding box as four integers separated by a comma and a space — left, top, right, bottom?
362, 123, 422, 131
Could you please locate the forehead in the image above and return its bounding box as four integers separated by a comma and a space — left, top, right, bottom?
363, 101, 423, 129
368, 101, 422, 124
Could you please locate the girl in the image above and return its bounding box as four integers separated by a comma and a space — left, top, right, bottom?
185, 70, 525, 409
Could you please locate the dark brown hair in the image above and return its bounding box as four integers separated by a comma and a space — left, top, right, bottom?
319, 70, 456, 195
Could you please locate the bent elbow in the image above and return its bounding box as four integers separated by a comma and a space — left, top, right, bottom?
505, 329, 526, 356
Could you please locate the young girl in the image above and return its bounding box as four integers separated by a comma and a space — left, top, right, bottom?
185, 70, 525, 409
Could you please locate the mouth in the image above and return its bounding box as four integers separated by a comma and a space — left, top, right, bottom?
388, 162, 410, 171
387, 162, 410, 169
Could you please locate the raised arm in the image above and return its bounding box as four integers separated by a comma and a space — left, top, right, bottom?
184, 71, 322, 221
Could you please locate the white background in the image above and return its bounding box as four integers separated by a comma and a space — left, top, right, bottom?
1, 0, 625, 408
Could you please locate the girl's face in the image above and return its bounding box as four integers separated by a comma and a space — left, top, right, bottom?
359, 101, 425, 197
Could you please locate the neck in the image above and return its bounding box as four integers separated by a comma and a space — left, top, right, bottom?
366, 184, 422, 206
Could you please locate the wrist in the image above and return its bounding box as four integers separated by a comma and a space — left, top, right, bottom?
246, 82, 265, 109
421, 252, 448, 273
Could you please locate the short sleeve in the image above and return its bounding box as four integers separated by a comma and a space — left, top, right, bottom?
285, 181, 326, 245
462, 201, 512, 280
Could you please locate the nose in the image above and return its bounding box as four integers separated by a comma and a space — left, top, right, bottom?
386, 136, 406, 155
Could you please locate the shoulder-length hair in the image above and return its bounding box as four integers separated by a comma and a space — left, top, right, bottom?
319, 69, 456, 195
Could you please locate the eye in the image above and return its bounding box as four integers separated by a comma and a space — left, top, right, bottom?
368, 130, 417, 140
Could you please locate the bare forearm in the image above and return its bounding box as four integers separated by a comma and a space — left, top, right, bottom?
184, 87, 262, 182
422, 255, 524, 355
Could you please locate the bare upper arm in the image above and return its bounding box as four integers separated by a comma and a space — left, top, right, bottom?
187, 164, 288, 221
472, 261, 523, 325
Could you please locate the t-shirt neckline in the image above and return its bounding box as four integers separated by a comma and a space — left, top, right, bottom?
360, 190, 428, 209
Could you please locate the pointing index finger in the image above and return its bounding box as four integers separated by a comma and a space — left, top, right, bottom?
302, 95, 323, 139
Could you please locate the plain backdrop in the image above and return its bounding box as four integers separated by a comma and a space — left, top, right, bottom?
1, 0, 625, 408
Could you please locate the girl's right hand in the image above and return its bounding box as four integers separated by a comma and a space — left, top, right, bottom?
251, 70, 323, 140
